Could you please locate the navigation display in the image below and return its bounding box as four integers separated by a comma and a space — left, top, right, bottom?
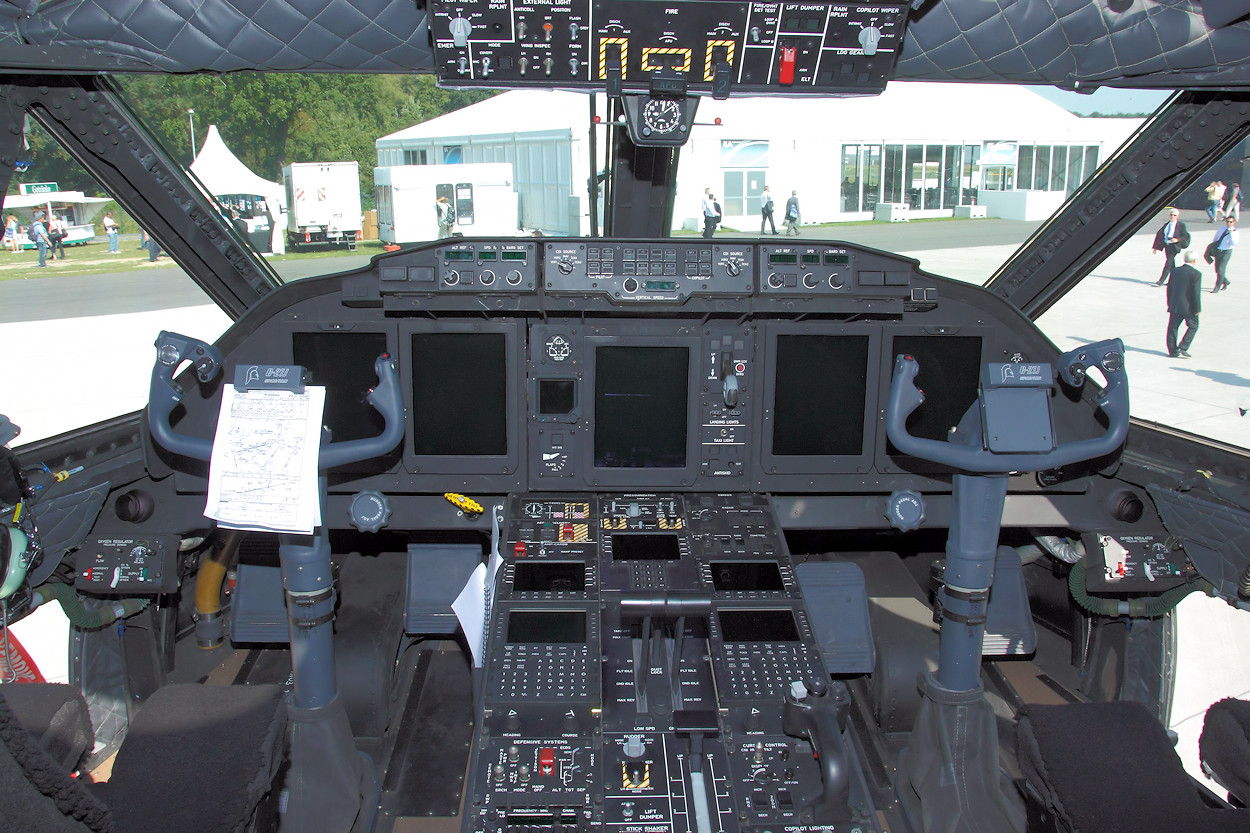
292, 331, 389, 443
594, 346, 689, 468
772, 334, 869, 456
890, 335, 983, 443
411, 332, 507, 456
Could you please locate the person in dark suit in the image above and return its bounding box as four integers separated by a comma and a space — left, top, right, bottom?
1165, 250, 1202, 358
1153, 208, 1190, 285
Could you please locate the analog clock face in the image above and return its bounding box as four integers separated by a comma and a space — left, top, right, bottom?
642, 98, 681, 133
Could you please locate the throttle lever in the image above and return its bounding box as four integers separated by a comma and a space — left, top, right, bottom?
782, 679, 853, 824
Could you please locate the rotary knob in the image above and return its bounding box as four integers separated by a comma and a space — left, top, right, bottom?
885, 489, 926, 532
349, 490, 392, 533
859, 25, 882, 56
725, 258, 742, 277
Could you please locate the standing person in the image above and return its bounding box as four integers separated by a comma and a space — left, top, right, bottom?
701, 188, 719, 239
3, 213, 19, 253
30, 211, 51, 267
1224, 182, 1241, 222
760, 185, 777, 235
1210, 215, 1238, 292
102, 211, 120, 253
1165, 250, 1203, 358
783, 190, 801, 235
49, 215, 67, 259
1152, 208, 1190, 286
1206, 181, 1225, 222
435, 196, 454, 239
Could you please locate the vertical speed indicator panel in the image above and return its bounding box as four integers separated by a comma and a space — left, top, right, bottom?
431, 1, 909, 95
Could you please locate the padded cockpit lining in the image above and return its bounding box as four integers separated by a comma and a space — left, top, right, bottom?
0, 681, 94, 772
0, 683, 113, 832
1201, 698, 1250, 806
1017, 701, 1249, 833
92, 683, 288, 833
5, 0, 1250, 87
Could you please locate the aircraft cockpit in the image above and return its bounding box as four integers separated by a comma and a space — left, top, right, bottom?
3, 3, 1250, 833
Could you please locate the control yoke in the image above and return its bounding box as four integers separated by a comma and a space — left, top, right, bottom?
886, 338, 1129, 473
147, 330, 405, 467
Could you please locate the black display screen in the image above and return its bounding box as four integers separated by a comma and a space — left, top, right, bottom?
612, 533, 681, 561
890, 335, 982, 445
710, 562, 785, 592
506, 610, 586, 644
719, 609, 801, 642
772, 334, 869, 456
513, 562, 586, 593
410, 332, 507, 456
594, 346, 688, 468
292, 332, 389, 443
539, 379, 576, 415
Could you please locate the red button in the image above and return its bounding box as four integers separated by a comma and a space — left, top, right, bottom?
779, 46, 796, 85
514, 542, 526, 558
539, 747, 555, 776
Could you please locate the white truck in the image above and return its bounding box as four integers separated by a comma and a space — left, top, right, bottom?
282, 161, 362, 250
374, 163, 520, 244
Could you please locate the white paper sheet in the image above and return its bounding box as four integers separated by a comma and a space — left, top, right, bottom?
453, 506, 504, 667
204, 385, 326, 534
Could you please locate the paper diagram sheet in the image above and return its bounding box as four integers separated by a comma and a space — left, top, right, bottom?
453, 508, 504, 667
205, 385, 326, 534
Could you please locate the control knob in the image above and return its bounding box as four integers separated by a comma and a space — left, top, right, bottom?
885, 489, 926, 532
444, 270, 460, 286
556, 257, 575, 275
622, 277, 639, 293
449, 16, 472, 47
859, 25, 882, 56
803, 272, 819, 288
767, 272, 784, 289
349, 490, 392, 533
479, 269, 496, 286
725, 258, 742, 277
506, 269, 524, 285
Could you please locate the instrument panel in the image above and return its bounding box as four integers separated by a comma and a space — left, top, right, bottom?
169, 236, 1098, 501
429, 0, 910, 97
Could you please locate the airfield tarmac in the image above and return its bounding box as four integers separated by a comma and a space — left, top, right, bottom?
2, 211, 1247, 792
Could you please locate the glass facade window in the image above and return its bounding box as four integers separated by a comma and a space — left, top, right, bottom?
864, 145, 881, 210
1033, 146, 1051, 190
1050, 146, 1068, 191
943, 145, 962, 208
905, 145, 923, 208
1066, 146, 1084, 195
884, 145, 903, 204
1084, 146, 1100, 181
963, 144, 980, 203
842, 145, 861, 211
1018, 147, 1033, 193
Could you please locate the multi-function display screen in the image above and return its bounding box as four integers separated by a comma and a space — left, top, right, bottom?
292, 332, 389, 443
772, 334, 869, 456
594, 346, 689, 468
410, 332, 507, 456
890, 335, 983, 444
513, 563, 586, 593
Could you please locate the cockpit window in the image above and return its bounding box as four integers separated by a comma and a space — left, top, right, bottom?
1035, 140, 1250, 452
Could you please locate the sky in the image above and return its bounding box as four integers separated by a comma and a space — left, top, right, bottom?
1029, 85, 1172, 116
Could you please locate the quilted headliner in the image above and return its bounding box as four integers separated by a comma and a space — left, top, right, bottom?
3, 0, 1250, 87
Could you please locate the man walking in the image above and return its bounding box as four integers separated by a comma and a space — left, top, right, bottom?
1166, 250, 1202, 358
30, 211, 51, 267
760, 185, 777, 235
1153, 208, 1190, 285
784, 191, 800, 235
435, 196, 454, 239
1211, 216, 1238, 292
701, 188, 719, 239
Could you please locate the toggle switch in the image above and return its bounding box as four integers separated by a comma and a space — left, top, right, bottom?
778, 45, 796, 85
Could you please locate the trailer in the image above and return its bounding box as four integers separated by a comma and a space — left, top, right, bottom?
282, 161, 362, 250
374, 163, 520, 244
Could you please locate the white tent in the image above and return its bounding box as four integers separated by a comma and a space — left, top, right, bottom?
190, 125, 287, 253
190, 125, 285, 210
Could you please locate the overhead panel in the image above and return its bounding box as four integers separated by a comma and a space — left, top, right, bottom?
429, 0, 909, 96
